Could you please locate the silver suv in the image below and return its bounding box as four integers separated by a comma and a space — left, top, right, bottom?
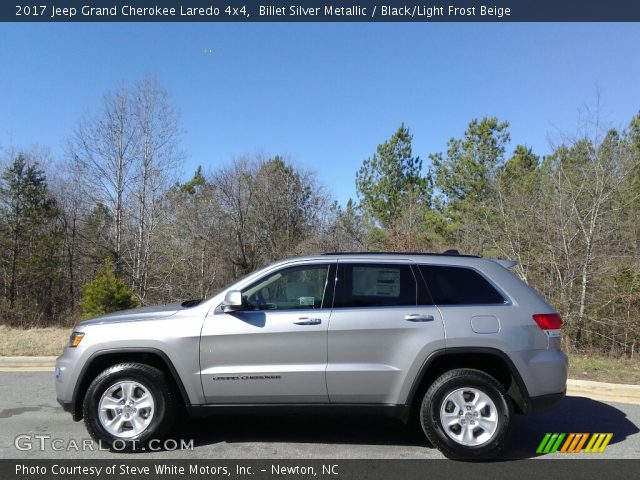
55, 252, 567, 459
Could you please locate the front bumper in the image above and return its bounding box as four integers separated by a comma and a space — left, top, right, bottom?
55, 345, 87, 421
57, 397, 83, 420
57, 398, 73, 413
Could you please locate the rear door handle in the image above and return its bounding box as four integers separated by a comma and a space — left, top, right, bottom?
294, 317, 322, 325
404, 314, 434, 322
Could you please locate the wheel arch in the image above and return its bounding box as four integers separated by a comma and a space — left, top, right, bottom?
405, 347, 531, 414
70, 348, 190, 421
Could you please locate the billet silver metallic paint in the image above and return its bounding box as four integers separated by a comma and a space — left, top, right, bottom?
55, 254, 567, 410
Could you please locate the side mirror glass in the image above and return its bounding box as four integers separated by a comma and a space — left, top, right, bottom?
222, 290, 244, 312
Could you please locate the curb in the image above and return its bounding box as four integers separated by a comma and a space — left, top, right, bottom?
566, 379, 640, 405
0, 356, 57, 369
1, 357, 639, 405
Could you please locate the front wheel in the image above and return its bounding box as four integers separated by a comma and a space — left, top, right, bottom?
83, 362, 176, 449
419, 369, 513, 460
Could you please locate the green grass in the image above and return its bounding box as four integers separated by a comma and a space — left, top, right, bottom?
569, 353, 640, 385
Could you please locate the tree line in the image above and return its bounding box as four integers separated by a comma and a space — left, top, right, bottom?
1, 78, 639, 356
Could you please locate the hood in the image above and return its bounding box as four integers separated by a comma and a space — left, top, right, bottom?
79, 303, 184, 326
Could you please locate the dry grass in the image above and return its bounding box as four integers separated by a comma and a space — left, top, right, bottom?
0, 325, 71, 356
568, 353, 640, 385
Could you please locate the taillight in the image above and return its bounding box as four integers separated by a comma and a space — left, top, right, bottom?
532, 313, 562, 330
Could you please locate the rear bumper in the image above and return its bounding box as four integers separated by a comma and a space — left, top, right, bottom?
525, 389, 565, 414
508, 349, 568, 399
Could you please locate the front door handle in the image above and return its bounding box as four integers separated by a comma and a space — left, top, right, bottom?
294, 317, 322, 325
404, 314, 434, 322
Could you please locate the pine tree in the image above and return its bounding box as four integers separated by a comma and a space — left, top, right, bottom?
356, 124, 431, 229
430, 117, 510, 249
0, 154, 59, 315
80, 258, 138, 319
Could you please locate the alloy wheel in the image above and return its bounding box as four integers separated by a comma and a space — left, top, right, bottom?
439, 387, 499, 446
98, 380, 155, 439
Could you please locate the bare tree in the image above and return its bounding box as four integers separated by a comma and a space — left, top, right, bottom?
126, 77, 183, 302
213, 156, 329, 274
158, 167, 226, 301
68, 86, 138, 272
561, 132, 630, 347
214, 157, 260, 275
49, 159, 85, 313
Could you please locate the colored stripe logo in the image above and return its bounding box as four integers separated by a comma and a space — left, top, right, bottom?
536, 433, 612, 454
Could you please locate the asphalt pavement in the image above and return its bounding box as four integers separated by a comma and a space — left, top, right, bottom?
1, 372, 638, 459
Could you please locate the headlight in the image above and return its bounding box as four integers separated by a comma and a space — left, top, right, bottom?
69, 331, 85, 348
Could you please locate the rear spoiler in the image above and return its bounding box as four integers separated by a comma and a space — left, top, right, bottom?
491, 259, 517, 269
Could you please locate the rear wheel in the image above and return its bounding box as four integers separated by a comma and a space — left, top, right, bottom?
83, 362, 176, 449
419, 368, 513, 460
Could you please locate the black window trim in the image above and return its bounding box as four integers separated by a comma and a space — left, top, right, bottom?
415, 263, 512, 307
410, 263, 435, 306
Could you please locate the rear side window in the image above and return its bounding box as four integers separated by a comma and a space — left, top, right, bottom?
334, 263, 417, 308
418, 265, 506, 305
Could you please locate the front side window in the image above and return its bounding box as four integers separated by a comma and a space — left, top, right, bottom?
334, 263, 417, 308
241, 264, 330, 311
418, 265, 506, 305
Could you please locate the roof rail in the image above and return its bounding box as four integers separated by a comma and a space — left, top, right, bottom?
320, 251, 480, 258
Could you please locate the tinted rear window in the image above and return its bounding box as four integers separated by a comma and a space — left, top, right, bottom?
418, 265, 505, 305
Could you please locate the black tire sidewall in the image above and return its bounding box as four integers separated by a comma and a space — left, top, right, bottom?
83, 364, 171, 449
421, 370, 512, 460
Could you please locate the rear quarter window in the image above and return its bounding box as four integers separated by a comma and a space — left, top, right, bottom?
418, 265, 506, 305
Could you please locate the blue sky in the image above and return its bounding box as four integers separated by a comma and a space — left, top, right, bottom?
1, 23, 639, 205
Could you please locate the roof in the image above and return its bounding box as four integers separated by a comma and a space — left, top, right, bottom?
262, 251, 515, 273
320, 250, 480, 258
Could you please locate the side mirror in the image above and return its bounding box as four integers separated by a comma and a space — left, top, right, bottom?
222, 290, 244, 312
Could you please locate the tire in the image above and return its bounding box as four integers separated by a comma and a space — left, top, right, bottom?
419, 368, 513, 460
83, 362, 176, 450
